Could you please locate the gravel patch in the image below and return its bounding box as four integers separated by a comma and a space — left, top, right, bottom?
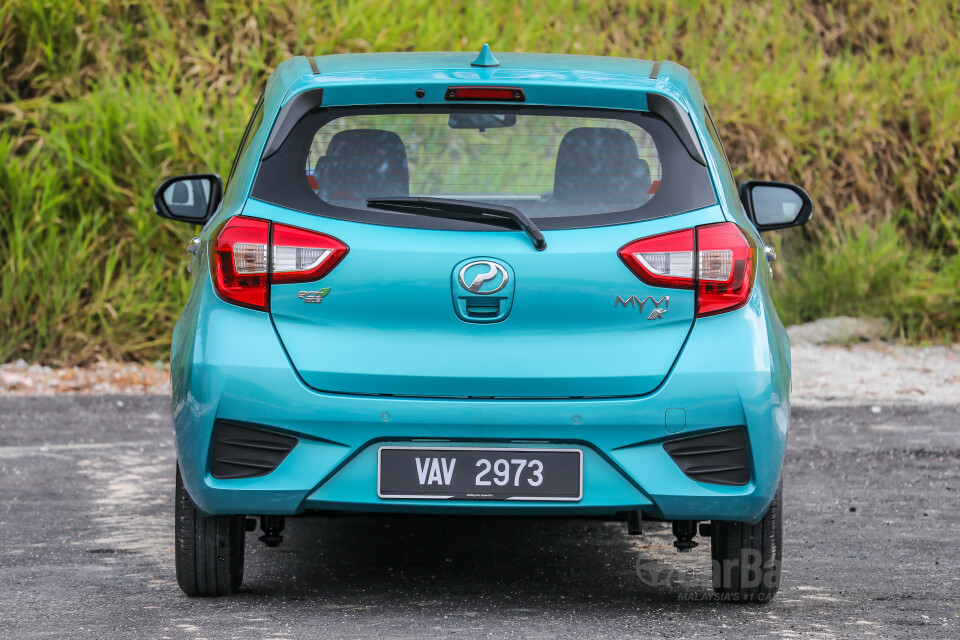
786, 315, 892, 345
791, 341, 960, 406
0, 359, 169, 396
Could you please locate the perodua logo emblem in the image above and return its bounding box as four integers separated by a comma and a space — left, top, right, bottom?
451, 258, 515, 323
458, 261, 509, 295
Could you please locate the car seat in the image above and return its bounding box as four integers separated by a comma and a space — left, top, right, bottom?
552, 127, 651, 214
313, 129, 410, 206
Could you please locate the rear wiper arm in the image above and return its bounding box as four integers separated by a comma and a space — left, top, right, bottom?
365, 196, 547, 251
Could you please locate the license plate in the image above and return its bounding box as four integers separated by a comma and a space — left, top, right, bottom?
378, 447, 582, 501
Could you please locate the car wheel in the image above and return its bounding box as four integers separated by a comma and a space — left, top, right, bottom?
175, 464, 245, 596
710, 479, 782, 603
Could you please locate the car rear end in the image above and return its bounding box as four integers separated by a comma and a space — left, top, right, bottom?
169, 52, 791, 599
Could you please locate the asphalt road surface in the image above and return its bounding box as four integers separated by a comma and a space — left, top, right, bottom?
1, 396, 958, 639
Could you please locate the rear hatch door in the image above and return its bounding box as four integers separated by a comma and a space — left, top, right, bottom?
261, 203, 723, 398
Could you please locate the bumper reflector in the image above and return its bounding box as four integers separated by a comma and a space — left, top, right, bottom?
210, 421, 298, 479
663, 428, 749, 486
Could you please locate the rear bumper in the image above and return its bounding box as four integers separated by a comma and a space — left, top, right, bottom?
172, 279, 789, 523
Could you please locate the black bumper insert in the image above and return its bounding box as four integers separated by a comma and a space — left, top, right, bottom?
210, 421, 298, 479
663, 428, 750, 486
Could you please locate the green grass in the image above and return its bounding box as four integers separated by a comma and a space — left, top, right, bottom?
2, 0, 958, 363
771, 219, 960, 341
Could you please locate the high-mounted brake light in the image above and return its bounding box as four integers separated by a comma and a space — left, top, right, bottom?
445, 86, 525, 101
210, 216, 348, 311
618, 222, 756, 317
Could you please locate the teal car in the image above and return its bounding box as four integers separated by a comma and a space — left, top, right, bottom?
155, 45, 812, 601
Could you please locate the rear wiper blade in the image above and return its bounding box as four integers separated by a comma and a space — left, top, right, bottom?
365, 196, 547, 251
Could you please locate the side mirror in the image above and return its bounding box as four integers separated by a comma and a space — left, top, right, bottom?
738, 180, 813, 232
154, 174, 223, 224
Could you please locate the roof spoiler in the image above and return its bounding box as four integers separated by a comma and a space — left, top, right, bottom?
261, 88, 325, 161
646, 93, 707, 166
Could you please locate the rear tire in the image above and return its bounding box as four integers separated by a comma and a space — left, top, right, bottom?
710, 480, 782, 603
175, 464, 245, 596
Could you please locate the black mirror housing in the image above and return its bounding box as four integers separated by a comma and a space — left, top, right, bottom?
738, 180, 813, 232
154, 174, 223, 225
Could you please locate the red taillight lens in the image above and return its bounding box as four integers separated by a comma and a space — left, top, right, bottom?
445, 86, 525, 101
618, 222, 756, 317
695, 222, 755, 317
271, 223, 348, 284
212, 216, 270, 311
210, 216, 348, 311
618, 229, 695, 289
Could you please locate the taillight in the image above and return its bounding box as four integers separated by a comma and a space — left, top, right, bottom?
212, 216, 270, 311
618, 222, 755, 317
210, 216, 348, 311
618, 228, 695, 289
695, 223, 755, 316
271, 222, 349, 284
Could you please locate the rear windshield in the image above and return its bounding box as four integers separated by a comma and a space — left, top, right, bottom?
253, 106, 715, 231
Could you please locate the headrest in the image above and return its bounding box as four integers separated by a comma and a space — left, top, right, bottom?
553, 127, 651, 208
313, 129, 409, 203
